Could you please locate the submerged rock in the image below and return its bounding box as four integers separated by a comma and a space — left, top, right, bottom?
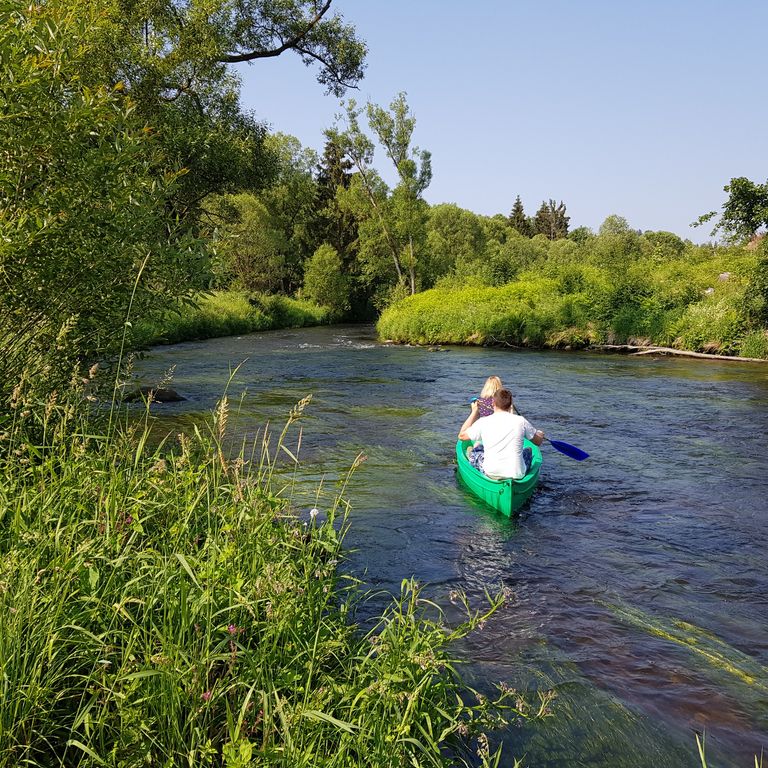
124, 386, 187, 403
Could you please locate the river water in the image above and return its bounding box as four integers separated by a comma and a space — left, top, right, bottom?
134, 324, 768, 767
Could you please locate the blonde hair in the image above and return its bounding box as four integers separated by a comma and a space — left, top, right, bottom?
480, 375, 503, 398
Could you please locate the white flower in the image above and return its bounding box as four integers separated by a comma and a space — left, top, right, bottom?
309, 508, 319, 520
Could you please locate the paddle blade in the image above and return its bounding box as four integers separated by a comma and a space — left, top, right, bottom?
548, 439, 589, 461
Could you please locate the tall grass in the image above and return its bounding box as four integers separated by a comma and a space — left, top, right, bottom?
133, 291, 332, 347
0, 394, 550, 767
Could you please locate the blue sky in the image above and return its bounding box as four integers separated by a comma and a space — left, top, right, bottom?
236, 1, 767, 242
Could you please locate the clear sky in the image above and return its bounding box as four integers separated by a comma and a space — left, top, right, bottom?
235, 1, 767, 243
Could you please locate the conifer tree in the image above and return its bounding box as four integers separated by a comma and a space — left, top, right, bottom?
533, 199, 570, 240
508, 195, 532, 237
313, 134, 358, 261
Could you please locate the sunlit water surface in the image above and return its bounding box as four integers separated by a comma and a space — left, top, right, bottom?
134, 325, 768, 767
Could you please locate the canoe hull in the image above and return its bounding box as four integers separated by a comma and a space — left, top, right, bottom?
455, 438, 542, 516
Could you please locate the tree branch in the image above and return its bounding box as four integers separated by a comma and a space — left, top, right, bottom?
218, 0, 333, 64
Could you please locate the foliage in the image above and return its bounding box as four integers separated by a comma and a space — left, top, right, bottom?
695, 177, 768, 241
302, 244, 351, 318
332, 93, 431, 296
426, 204, 487, 285
0, 397, 551, 767
508, 196, 533, 237
207, 194, 288, 293
532, 200, 569, 240
134, 292, 331, 346
378, 223, 766, 357
0, 1, 205, 403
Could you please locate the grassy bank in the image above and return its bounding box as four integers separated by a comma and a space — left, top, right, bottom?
0, 398, 547, 767
378, 243, 768, 358
133, 291, 333, 347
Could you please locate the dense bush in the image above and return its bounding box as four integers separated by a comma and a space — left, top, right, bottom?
378, 227, 764, 356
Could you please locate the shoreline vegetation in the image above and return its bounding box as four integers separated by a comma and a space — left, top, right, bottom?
376, 234, 768, 361
133, 291, 332, 348
0, 395, 550, 767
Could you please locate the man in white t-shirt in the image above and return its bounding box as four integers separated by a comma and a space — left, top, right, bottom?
458, 388, 544, 480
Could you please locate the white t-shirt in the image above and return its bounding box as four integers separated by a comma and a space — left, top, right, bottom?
466, 411, 536, 480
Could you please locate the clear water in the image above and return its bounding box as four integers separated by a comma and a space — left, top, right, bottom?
134, 324, 768, 767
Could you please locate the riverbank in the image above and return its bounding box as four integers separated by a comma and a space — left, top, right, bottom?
0, 398, 542, 767
133, 291, 333, 347
376, 277, 768, 360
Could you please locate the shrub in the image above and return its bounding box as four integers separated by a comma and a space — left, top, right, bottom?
302, 244, 351, 318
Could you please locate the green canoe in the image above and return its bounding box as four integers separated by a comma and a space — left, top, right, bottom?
455, 438, 542, 516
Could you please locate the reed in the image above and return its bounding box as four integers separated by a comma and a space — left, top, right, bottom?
0, 395, 548, 767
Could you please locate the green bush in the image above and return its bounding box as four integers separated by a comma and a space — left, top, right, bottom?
670, 298, 746, 353
739, 330, 768, 359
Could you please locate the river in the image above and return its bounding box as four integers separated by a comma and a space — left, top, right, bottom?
134, 324, 768, 767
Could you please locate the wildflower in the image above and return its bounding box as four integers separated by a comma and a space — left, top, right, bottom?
201, 690, 212, 702
309, 507, 319, 520
227, 624, 238, 635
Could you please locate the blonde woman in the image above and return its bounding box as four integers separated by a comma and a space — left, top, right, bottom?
461, 375, 503, 434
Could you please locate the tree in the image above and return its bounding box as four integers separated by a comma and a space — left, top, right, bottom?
208, 194, 287, 293
425, 205, 486, 285
0, 3, 204, 399
598, 214, 631, 237
695, 177, 768, 241
508, 196, 532, 237
333, 93, 431, 297
302, 244, 350, 317
312, 133, 358, 264
533, 200, 570, 240
55, 0, 367, 233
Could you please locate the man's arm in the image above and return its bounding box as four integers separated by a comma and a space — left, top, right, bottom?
532, 430, 545, 446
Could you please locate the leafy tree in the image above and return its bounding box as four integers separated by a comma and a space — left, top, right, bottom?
641, 231, 686, 261
57, 0, 367, 233
0, 2, 203, 397
208, 194, 289, 293
695, 177, 768, 241
568, 226, 595, 245
257, 134, 320, 292
533, 200, 570, 240
302, 244, 350, 317
508, 196, 533, 237
425, 205, 486, 285
333, 93, 431, 297
599, 214, 631, 237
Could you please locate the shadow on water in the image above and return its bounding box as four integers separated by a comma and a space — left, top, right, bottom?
133, 324, 768, 767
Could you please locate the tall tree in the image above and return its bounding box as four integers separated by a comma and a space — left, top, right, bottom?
533, 199, 570, 240
508, 195, 532, 237
313, 133, 358, 262
333, 93, 431, 297
63, 0, 367, 230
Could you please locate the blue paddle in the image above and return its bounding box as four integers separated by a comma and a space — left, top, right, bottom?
544, 437, 589, 461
